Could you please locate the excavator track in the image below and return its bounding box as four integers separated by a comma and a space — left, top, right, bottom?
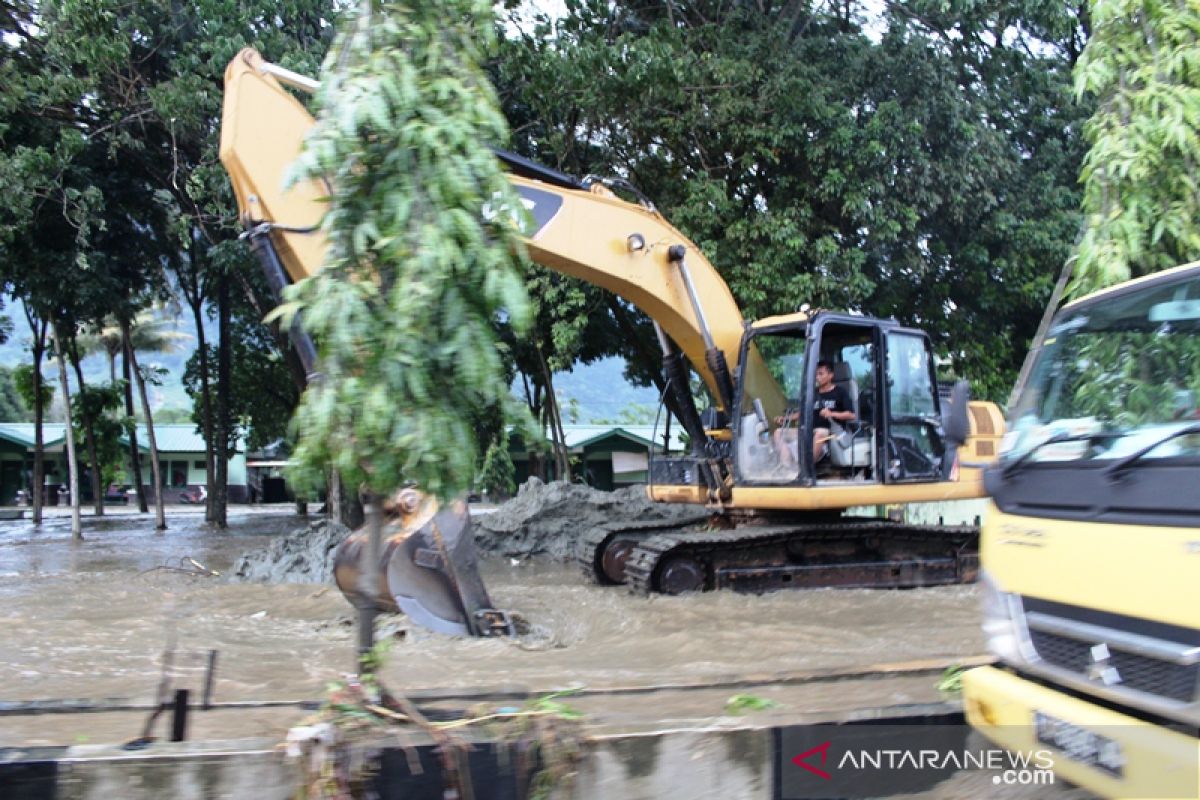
576, 513, 711, 585
623, 520, 979, 595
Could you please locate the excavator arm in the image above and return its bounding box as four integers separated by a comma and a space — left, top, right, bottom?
219, 48, 781, 418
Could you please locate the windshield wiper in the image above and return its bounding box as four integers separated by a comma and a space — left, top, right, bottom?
1102, 422, 1200, 480
1000, 431, 1123, 479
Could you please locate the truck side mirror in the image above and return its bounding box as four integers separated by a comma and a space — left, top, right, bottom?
943, 380, 971, 444
942, 380, 970, 478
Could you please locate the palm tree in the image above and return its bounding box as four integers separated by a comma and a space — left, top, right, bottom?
123, 310, 191, 531
80, 313, 191, 518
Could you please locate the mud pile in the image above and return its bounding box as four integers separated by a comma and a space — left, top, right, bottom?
473, 478, 699, 560
234, 479, 698, 582
234, 517, 351, 584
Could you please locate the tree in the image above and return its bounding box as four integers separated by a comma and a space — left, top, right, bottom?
286, 0, 532, 502
183, 313, 301, 455
1, 0, 341, 529
502, 267, 624, 480
497, 1, 1092, 401
122, 318, 166, 530
50, 323, 82, 539
284, 0, 533, 666
1071, 0, 1200, 294
13, 308, 50, 524
122, 312, 190, 513
0, 366, 29, 421
476, 438, 516, 501
71, 382, 128, 491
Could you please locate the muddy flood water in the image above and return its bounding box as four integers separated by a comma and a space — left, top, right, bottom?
0, 508, 988, 744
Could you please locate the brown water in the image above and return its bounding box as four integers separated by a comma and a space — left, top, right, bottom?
0, 508, 985, 736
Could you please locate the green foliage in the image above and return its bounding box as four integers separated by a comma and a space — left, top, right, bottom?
937, 665, 966, 694
1043, 329, 1200, 428
183, 319, 299, 453
1, 366, 35, 421
72, 382, 129, 487
527, 689, 584, 721
153, 407, 194, 424
284, 1, 533, 500
1072, 0, 1200, 294
725, 693, 779, 714
497, 1, 1090, 401
476, 438, 516, 500
0, 0, 336, 504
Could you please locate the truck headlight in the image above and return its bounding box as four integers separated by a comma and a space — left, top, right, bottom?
980, 570, 1026, 664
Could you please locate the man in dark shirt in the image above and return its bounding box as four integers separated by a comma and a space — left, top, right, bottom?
811, 360, 855, 462
774, 360, 856, 468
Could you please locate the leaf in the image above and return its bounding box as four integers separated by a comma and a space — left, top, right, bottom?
725, 694, 778, 714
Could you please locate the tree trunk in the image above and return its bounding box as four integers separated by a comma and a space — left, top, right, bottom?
329, 471, 364, 529
191, 300, 216, 523
67, 339, 104, 516
534, 342, 570, 481
179, 233, 217, 522
27, 313, 47, 526
357, 494, 382, 673
518, 370, 546, 481
51, 323, 82, 541
214, 274, 231, 527
124, 318, 166, 530
122, 343, 149, 513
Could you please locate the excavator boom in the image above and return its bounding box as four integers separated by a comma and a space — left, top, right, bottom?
219, 47, 772, 414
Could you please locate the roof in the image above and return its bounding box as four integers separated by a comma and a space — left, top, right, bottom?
560, 424, 687, 452
508, 424, 688, 455
147, 424, 211, 453
0, 424, 67, 449
1063, 259, 1200, 312
0, 423, 231, 455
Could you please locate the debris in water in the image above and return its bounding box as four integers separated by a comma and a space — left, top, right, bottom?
137, 556, 221, 579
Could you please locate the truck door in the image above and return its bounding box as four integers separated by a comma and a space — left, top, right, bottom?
883, 329, 944, 482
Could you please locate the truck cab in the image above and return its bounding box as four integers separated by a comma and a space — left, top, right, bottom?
963, 262, 1200, 799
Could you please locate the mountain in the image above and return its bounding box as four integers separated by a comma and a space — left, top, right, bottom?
0, 298, 660, 423
0, 299, 199, 412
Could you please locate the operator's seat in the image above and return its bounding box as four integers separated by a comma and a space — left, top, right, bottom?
828, 362, 872, 470
832, 362, 859, 417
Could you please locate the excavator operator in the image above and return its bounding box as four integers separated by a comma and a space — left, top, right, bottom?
773, 360, 855, 468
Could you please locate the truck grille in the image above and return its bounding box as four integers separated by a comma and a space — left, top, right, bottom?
1028, 629, 1198, 703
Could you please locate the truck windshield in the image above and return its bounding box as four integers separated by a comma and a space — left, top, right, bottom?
1004, 270, 1200, 466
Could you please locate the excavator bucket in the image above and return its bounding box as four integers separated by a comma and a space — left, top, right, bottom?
332, 494, 513, 638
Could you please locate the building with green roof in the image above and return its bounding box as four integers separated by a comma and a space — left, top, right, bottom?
0, 423, 246, 505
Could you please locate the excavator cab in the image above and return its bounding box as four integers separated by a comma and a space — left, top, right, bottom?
733, 313, 958, 487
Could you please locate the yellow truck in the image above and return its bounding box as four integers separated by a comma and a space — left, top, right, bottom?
964, 262, 1200, 798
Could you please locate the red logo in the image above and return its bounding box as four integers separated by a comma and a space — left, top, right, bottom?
792, 740, 833, 780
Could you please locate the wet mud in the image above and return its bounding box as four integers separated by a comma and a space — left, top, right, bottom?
472, 478, 701, 560
232, 478, 700, 589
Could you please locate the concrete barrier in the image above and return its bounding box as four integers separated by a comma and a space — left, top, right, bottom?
2, 704, 968, 800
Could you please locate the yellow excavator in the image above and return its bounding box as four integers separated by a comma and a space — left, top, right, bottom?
220, 49, 1004, 635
